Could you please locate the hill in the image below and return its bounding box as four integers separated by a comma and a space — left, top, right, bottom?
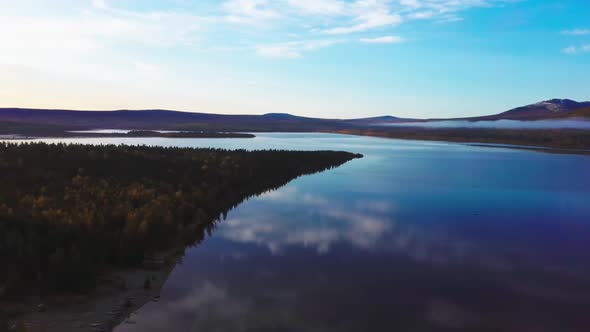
553, 106, 590, 119
458, 99, 590, 121
494, 99, 590, 120
0, 108, 357, 133
1, 99, 589, 134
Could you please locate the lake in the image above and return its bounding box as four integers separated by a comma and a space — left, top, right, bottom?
15, 133, 590, 331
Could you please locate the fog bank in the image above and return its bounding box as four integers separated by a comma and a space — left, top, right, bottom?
381, 119, 590, 129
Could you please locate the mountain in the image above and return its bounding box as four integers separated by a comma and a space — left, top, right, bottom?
478, 99, 590, 121
346, 100, 590, 124
553, 106, 590, 119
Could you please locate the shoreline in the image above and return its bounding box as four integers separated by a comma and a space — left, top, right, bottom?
329, 131, 590, 156
16, 252, 181, 332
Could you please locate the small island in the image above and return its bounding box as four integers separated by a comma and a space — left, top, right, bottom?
0, 122, 256, 140
0, 143, 361, 331
123, 130, 255, 138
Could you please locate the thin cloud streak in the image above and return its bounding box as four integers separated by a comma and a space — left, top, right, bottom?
255, 40, 340, 59
360, 36, 404, 44
562, 29, 590, 36
562, 45, 590, 55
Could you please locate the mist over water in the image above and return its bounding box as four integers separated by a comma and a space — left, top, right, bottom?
381, 118, 590, 129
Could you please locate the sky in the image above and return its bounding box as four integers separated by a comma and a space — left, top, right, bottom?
0, 0, 589, 119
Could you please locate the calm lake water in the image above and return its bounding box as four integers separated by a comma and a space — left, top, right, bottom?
15, 133, 590, 331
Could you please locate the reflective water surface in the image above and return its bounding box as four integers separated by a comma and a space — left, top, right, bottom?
20, 133, 590, 331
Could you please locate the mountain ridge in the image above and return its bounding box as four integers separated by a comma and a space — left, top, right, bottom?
0, 98, 589, 132
493, 99, 590, 120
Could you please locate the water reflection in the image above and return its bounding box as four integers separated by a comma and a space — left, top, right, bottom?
116, 186, 590, 332
222, 187, 492, 271
101, 133, 590, 332
221, 187, 393, 254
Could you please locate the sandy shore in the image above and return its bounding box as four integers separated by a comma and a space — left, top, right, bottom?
15, 255, 179, 332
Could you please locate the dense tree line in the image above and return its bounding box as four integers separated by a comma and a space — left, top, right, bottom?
0, 142, 360, 297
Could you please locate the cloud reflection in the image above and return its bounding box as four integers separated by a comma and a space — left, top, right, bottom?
244, 187, 518, 272
119, 281, 312, 332
221, 186, 490, 270
220, 185, 476, 267
221, 186, 394, 254
217, 185, 590, 305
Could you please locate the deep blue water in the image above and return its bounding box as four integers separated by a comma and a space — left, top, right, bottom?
18, 133, 590, 331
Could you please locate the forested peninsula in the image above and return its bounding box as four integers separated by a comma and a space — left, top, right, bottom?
0, 143, 361, 325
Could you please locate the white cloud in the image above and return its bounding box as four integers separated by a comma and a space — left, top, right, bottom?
360, 35, 404, 43
562, 29, 590, 36
400, 0, 423, 9
223, 0, 281, 25
255, 40, 339, 58
286, 0, 346, 15
256, 44, 303, 58
398, 0, 514, 21
0, 2, 212, 73
437, 14, 464, 23
92, 0, 107, 10
317, 0, 508, 35
324, 14, 403, 34
562, 45, 590, 55
408, 11, 436, 19
0, 10, 205, 54
323, 1, 403, 35
0, 0, 520, 65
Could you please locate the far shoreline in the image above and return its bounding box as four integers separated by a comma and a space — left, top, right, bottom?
328, 130, 590, 156
0, 130, 256, 140
3, 130, 590, 156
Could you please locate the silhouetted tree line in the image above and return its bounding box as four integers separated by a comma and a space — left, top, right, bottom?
0, 142, 360, 297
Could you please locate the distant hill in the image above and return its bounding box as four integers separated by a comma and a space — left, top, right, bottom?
468, 99, 590, 121
0, 108, 256, 129
346, 100, 590, 123
0, 108, 353, 132
0, 99, 589, 135
343, 115, 415, 125
496, 99, 590, 119
0, 108, 417, 133
553, 106, 590, 119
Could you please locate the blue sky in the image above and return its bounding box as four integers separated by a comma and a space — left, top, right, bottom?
0, 0, 589, 119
